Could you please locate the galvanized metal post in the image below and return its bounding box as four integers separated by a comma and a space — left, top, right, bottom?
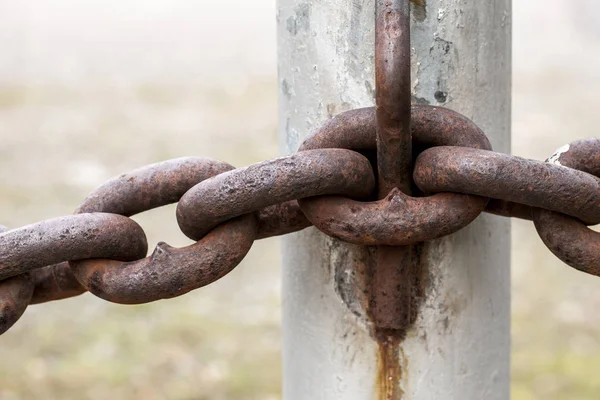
278, 0, 511, 399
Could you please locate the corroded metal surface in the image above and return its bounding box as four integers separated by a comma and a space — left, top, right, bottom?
77, 157, 234, 215
299, 105, 492, 152
71, 215, 257, 304
373, 0, 415, 335
533, 139, 600, 275
0, 214, 147, 280
10, 157, 233, 306
414, 146, 600, 225
299, 105, 491, 247
375, 0, 412, 197
0, 103, 595, 340
0, 225, 33, 335
300, 189, 486, 245
533, 210, 600, 276
176, 149, 375, 241
71, 158, 260, 304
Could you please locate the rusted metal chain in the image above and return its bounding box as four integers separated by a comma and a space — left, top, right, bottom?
76, 157, 234, 216
0, 105, 599, 337
413, 146, 600, 225
0, 213, 147, 332
176, 149, 375, 241
300, 189, 487, 246
0, 225, 33, 335
375, 0, 412, 197
70, 215, 257, 304
532, 139, 600, 276
298, 105, 491, 246
70, 158, 259, 304
0, 0, 596, 347
300, 105, 492, 152
0, 214, 148, 281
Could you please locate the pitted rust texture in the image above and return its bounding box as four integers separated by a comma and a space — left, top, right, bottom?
0, 214, 147, 281
375, 0, 412, 197
69, 158, 261, 304
543, 139, 600, 176
300, 189, 486, 245
9, 158, 229, 305
0, 226, 83, 335
298, 105, 491, 247
77, 155, 309, 237
0, 225, 33, 335
376, 332, 404, 400
533, 210, 600, 276
373, 0, 414, 334
71, 215, 257, 304
1, 99, 598, 339
414, 146, 600, 225
532, 139, 600, 275
299, 105, 492, 152
176, 149, 376, 241
77, 157, 234, 216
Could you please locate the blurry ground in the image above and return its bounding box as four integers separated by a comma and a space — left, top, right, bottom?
0, 1, 599, 399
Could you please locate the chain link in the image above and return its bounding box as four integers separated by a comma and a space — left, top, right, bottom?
532, 139, 600, 275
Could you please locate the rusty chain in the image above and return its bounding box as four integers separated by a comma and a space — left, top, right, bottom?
1, 115, 598, 334
2, 1, 599, 338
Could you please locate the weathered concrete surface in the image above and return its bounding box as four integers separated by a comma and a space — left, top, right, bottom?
279, 1, 511, 399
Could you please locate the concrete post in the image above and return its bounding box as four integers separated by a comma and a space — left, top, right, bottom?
278, 1, 511, 399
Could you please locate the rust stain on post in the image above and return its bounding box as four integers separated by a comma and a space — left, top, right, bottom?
375, 332, 405, 400
370, 242, 428, 399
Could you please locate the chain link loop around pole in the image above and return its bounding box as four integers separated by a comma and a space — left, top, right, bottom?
298, 105, 492, 246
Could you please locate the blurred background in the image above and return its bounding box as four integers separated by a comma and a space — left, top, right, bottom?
0, 0, 599, 399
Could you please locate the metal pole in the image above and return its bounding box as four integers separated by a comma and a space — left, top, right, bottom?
278, 0, 511, 398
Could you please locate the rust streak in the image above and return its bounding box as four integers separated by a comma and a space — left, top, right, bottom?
376, 332, 404, 400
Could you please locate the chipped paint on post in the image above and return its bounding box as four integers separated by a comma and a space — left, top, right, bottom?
279, 0, 511, 399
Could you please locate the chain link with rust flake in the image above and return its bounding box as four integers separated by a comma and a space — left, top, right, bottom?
1, 0, 600, 336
